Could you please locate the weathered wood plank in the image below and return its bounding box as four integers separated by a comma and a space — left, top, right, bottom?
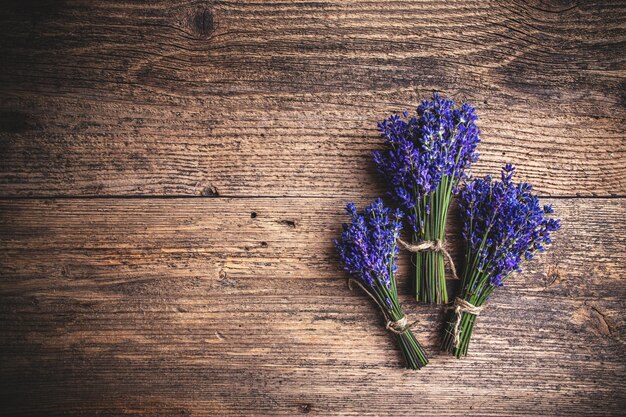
1, 197, 624, 416
1, 0, 624, 197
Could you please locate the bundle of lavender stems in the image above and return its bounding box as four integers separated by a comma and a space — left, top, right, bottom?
373, 93, 480, 304
335, 200, 429, 369
442, 165, 560, 357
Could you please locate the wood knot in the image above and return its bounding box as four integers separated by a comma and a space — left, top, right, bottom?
571, 303, 614, 338
298, 404, 311, 413
201, 185, 219, 196
544, 265, 562, 288
193, 8, 214, 38
278, 219, 296, 228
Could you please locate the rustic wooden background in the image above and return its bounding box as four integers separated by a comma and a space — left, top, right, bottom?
1, 1, 625, 416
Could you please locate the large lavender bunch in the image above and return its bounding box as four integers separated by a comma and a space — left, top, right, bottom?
442, 165, 560, 357
335, 199, 428, 369
373, 92, 480, 304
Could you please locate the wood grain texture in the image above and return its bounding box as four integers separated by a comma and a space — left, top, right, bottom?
1, 197, 625, 416
1, 1, 625, 416
0, 0, 625, 197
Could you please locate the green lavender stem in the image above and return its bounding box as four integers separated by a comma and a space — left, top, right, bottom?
397, 329, 429, 370
383, 282, 428, 370
415, 251, 447, 303
414, 175, 455, 304
371, 269, 428, 370
441, 310, 478, 358
441, 261, 491, 357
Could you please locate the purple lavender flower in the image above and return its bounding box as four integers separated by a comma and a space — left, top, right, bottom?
373, 92, 480, 225
459, 164, 561, 288
373, 92, 481, 303
335, 199, 402, 289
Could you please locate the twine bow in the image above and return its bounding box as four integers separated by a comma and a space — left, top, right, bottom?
449, 297, 483, 348
347, 278, 418, 335
397, 238, 459, 280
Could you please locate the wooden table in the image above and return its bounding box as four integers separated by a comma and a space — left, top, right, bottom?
1, 1, 625, 416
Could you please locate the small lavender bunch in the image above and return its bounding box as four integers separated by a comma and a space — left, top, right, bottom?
373, 92, 480, 304
442, 164, 561, 357
335, 199, 428, 369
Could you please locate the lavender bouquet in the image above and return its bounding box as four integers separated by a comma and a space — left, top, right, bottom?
374, 93, 480, 304
442, 165, 560, 357
335, 199, 428, 369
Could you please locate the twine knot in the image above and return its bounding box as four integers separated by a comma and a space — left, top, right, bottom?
386, 315, 410, 335
449, 297, 483, 348
397, 238, 459, 280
